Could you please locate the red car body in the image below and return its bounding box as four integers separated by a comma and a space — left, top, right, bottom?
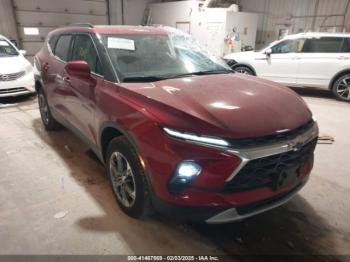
34, 25, 318, 223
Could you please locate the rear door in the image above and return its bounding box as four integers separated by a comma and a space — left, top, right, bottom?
255, 38, 305, 85
296, 37, 350, 88
46, 34, 73, 118
64, 33, 104, 144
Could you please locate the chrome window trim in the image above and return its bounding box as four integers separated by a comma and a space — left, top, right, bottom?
225, 121, 319, 182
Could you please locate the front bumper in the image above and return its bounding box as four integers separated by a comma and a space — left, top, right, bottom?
145, 121, 318, 223
152, 178, 307, 223
0, 71, 35, 97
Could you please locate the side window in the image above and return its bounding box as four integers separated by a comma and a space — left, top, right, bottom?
342, 38, 350, 52
48, 35, 58, 52
54, 35, 72, 62
71, 34, 102, 75
303, 37, 344, 53
271, 39, 305, 54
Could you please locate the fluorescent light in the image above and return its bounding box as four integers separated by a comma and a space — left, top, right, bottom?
163, 127, 230, 147
23, 27, 39, 35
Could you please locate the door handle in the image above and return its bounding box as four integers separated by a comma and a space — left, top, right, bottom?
42, 62, 50, 71
338, 56, 349, 60
63, 76, 71, 83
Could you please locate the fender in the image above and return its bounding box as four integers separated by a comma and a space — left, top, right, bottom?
328, 68, 350, 90
99, 121, 140, 162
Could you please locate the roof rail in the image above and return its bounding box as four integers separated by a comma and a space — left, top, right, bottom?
68, 23, 94, 28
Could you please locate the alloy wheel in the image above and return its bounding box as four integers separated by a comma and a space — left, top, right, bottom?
109, 152, 136, 208
336, 77, 350, 101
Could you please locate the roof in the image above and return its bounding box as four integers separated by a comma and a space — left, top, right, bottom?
49, 25, 169, 37
285, 32, 350, 39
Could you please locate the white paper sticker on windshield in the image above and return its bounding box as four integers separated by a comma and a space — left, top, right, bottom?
108, 37, 135, 51
0, 40, 10, 46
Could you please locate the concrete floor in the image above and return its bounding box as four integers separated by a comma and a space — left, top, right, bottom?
0, 88, 349, 257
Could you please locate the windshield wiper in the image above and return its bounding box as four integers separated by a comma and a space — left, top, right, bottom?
122, 76, 167, 83
164, 70, 233, 79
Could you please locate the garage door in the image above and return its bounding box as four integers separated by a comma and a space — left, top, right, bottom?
13, 0, 109, 62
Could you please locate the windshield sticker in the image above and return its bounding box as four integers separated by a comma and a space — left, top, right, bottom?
0, 40, 10, 47
108, 37, 135, 51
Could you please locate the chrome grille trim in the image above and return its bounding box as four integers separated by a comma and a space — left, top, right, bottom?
0, 71, 25, 82
225, 121, 319, 182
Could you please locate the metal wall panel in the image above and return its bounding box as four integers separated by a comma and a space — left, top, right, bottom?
13, 0, 108, 61
241, 0, 350, 46
0, 0, 19, 42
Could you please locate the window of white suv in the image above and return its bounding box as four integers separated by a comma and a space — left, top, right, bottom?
271, 39, 305, 54
303, 37, 346, 53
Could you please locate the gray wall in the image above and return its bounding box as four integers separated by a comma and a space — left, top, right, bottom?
0, 0, 19, 43
240, 0, 350, 47
0, 0, 152, 61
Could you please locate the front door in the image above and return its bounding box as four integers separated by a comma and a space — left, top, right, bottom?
255, 38, 306, 86
64, 34, 104, 144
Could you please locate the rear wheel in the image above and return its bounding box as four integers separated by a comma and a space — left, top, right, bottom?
106, 137, 152, 219
333, 74, 350, 102
38, 89, 61, 130
233, 66, 254, 75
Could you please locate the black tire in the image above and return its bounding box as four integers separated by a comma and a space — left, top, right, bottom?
106, 137, 152, 219
233, 66, 254, 75
332, 74, 350, 102
37, 89, 61, 131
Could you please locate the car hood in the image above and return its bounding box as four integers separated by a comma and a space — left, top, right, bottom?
0, 55, 30, 74
120, 74, 312, 138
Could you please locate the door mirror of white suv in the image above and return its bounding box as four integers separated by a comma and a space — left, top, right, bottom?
19, 50, 27, 56
265, 48, 272, 57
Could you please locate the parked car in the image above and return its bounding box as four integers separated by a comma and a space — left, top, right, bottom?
34, 25, 318, 223
224, 32, 350, 102
0, 34, 35, 97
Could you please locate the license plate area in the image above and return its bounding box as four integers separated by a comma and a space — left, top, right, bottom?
272, 164, 301, 191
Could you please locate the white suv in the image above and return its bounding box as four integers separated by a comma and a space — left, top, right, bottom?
224, 33, 350, 102
0, 35, 35, 97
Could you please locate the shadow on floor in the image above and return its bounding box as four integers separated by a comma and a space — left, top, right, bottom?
30, 117, 341, 259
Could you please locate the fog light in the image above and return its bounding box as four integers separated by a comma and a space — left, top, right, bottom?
169, 161, 201, 193
178, 161, 201, 177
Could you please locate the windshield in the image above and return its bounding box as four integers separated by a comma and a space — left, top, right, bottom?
0, 39, 18, 57
101, 28, 232, 82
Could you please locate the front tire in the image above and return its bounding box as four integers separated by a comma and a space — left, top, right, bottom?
232, 66, 254, 75
332, 74, 350, 102
106, 137, 152, 219
37, 89, 61, 130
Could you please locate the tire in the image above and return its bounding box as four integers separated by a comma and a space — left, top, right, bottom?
106, 137, 152, 219
233, 66, 254, 75
332, 74, 350, 102
37, 89, 61, 131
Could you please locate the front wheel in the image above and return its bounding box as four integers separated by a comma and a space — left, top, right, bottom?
332, 75, 350, 102
232, 66, 254, 75
106, 137, 152, 219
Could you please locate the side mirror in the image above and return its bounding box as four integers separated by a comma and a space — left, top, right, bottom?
265, 48, 272, 57
19, 50, 27, 56
65, 60, 92, 79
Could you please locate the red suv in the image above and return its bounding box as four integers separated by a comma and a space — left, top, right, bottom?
34, 25, 318, 223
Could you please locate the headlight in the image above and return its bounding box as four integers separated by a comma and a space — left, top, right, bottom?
24, 63, 33, 74
163, 127, 230, 147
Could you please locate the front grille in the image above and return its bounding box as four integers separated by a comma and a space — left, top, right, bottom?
0, 71, 25, 82
226, 120, 315, 148
0, 87, 27, 94
223, 138, 317, 192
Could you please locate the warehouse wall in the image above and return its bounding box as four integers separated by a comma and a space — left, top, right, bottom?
109, 0, 152, 25
0, 0, 19, 43
240, 0, 350, 47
